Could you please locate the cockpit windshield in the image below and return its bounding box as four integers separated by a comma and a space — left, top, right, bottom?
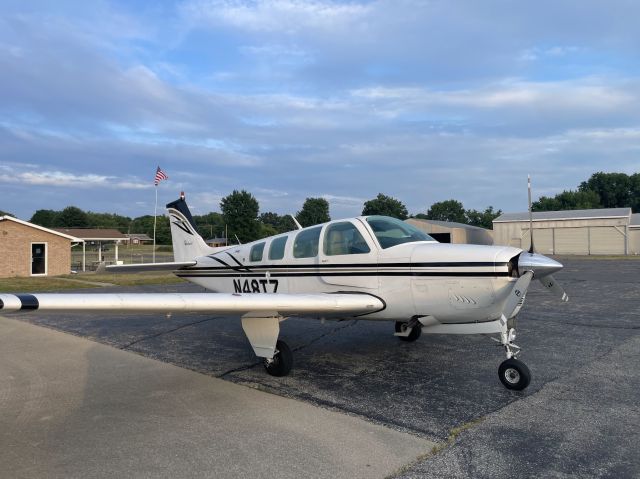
365, 216, 434, 249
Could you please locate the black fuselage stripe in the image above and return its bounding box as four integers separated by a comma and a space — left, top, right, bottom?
194, 261, 508, 271
15, 294, 39, 310
0, 298, 3, 310
226, 253, 252, 272
210, 256, 248, 273
176, 272, 510, 278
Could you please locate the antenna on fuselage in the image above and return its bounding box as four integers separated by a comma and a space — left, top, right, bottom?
528, 175, 535, 254
234, 234, 242, 245
290, 214, 303, 230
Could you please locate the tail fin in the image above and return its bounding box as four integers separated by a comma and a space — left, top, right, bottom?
166, 194, 214, 262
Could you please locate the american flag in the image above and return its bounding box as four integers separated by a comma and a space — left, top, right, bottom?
154, 166, 168, 186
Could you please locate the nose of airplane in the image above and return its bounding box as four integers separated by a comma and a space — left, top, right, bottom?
518, 252, 563, 278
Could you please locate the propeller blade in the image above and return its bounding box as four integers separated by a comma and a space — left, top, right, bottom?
503, 271, 534, 319
528, 175, 535, 254
539, 274, 569, 302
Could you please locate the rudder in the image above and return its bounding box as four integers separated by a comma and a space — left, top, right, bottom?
166, 194, 213, 262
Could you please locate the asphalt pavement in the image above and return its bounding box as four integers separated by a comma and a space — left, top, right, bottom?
0, 317, 433, 479
2, 258, 639, 478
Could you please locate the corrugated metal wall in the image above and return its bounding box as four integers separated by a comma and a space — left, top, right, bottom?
494, 218, 631, 255
554, 228, 589, 254
521, 229, 553, 254
589, 227, 625, 254
629, 229, 640, 255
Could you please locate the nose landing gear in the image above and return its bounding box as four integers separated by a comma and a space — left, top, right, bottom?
498, 357, 531, 390
497, 315, 531, 390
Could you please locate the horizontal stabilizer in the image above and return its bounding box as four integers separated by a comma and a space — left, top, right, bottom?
0, 292, 384, 317
105, 261, 197, 273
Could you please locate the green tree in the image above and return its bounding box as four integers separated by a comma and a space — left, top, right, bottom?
532, 190, 601, 211
631, 173, 640, 212
0, 210, 14, 217
362, 193, 408, 219
86, 212, 132, 231
259, 222, 278, 238
220, 190, 260, 243
296, 197, 330, 227
130, 215, 172, 245
531, 195, 561, 212
579, 172, 630, 208
465, 206, 502, 229
58, 206, 89, 228
259, 212, 297, 234
426, 200, 466, 223
30, 209, 59, 227
193, 212, 225, 239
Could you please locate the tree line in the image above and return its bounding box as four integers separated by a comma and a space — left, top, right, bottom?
532, 172, 640, 212
10, 171, 638, 244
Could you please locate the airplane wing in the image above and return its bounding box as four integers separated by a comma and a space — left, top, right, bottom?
0, 292, 384, 317
105, 261, 197, 273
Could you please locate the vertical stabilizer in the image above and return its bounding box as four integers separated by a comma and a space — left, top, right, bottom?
166, 194, 213, 262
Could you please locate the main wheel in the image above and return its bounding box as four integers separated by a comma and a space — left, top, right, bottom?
498, 358, 531, 391
395, 321, 422, 342
263, 340, 293, 377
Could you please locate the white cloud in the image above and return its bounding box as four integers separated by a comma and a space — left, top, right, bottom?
0, 165, 150, 190
183, 0, 370, 34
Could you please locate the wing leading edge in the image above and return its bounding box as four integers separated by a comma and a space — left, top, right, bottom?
0, 292, 384, 317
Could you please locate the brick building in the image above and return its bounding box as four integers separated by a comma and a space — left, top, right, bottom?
0, 216, 82, 278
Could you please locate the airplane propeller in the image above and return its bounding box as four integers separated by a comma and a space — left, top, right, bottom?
502, 176, 568, 319
502, 271, 533, 319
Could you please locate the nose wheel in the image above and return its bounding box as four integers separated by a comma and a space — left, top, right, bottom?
496, 315, 531, 390
498, 358, 531, 390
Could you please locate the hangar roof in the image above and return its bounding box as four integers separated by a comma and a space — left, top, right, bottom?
408, 218, 488, 230
493, 208, 632, 223
630, 213, 640, 228
126, 233, 152, 241
0, 215, 83, 241
53, 228, 128, 241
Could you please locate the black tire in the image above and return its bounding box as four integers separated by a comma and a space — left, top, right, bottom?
395, 321, 422, 342
263, 340, 293, 377
498, 358, 531, 391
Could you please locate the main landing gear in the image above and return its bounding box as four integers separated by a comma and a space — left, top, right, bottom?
394, 320, 422, 342
263, 340, 293, 377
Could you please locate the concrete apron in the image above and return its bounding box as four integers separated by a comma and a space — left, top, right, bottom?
0, 317, 435, 479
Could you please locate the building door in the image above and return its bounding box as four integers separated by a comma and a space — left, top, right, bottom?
31, 243, 46, 275
430, 233, 451, 243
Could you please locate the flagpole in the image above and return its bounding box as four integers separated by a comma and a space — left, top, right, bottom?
152, 184, 158, 263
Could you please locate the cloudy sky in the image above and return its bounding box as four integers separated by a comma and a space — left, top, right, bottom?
1, 0, 639, 220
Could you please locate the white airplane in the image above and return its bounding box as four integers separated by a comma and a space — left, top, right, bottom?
0, 187, 567, 391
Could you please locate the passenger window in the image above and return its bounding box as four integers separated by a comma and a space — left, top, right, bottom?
324, 222, 371, 256
269, 236, 287, 260
249, 242, 265, 262
293, 226, 322, 258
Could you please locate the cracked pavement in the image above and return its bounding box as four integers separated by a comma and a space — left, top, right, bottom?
7, 258, 640, 478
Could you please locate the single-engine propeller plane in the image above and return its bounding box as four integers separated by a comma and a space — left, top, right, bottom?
0, 181, 568, 390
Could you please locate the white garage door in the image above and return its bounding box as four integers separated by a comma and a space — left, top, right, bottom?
554, 228, 589, 255
589, 227, 625, 255
535, 229, 554, 254
630, 229, 640, 255
521, 229, 554, 254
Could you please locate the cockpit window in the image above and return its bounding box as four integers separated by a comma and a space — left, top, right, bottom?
365, 216, 434, 249
323, 222, 371, 255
